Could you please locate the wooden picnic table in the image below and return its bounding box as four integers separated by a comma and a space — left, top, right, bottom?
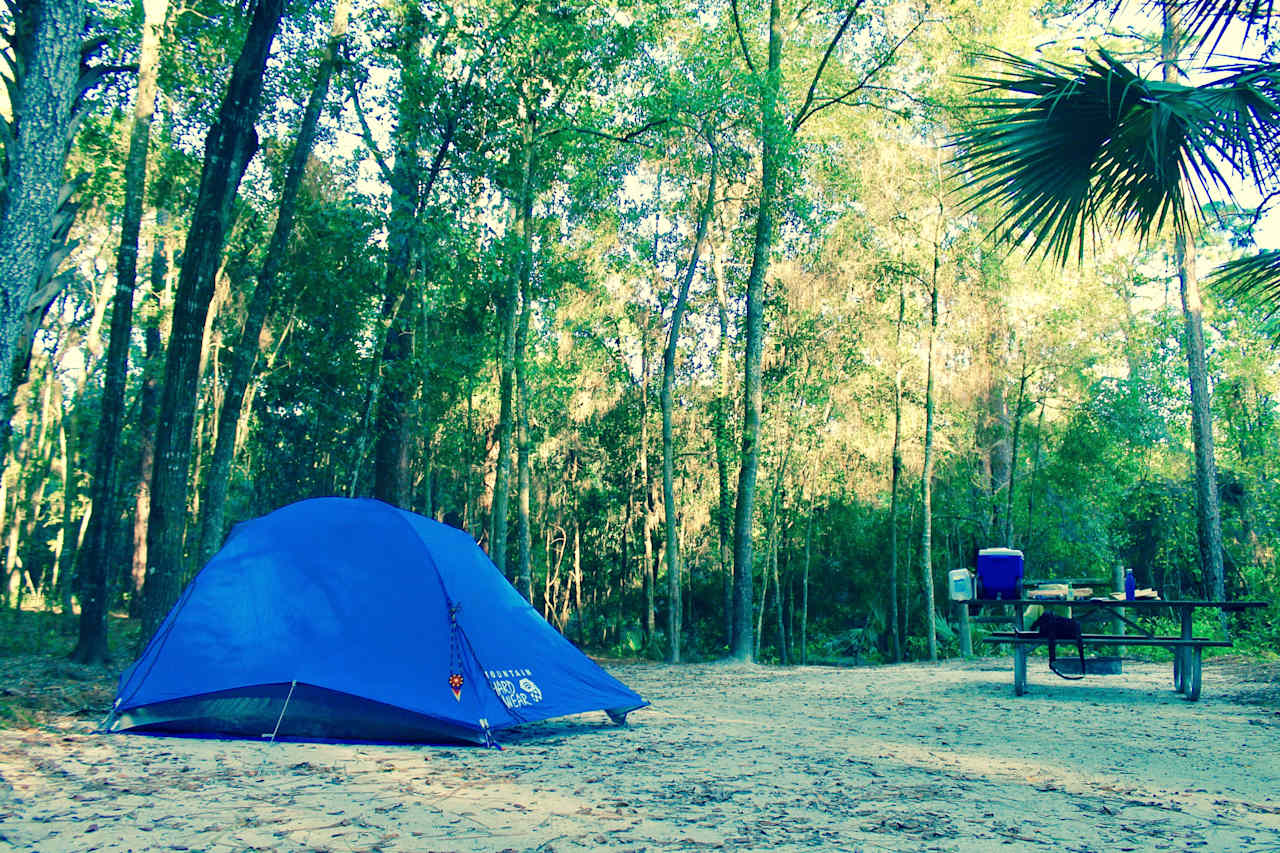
975, 597, 1266, 701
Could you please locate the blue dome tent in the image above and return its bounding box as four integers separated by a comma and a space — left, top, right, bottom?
109, 498, 647, 744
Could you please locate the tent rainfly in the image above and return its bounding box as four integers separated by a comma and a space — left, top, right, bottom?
110, 497, 647, 744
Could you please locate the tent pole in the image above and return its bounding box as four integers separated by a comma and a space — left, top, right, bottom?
266, 679, 298, 743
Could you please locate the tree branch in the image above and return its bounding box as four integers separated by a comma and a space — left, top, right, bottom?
346, 77, 396, 187
793, 16, 924, 132
542, 117, 669, 145
793, 2, 866, 129
730, 0, 761, 80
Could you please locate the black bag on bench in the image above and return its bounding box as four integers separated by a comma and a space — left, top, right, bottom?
1030, 613, 1085, 680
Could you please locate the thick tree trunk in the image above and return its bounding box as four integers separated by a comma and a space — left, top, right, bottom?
731, 0, 783, 662
367, 9, 450, 508
661, 152, 716, 663
139, 0, 285, 645
372, 305, 414, 507
72, 0, 168, 664
198, 0, 350, 562
0, 0, 85, 448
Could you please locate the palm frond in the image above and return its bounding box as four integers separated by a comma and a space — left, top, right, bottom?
1166, 0, 1275, 54
950, 51, 1280, 266
1077, 0, 1275, 55
1208, 249, 1280, 309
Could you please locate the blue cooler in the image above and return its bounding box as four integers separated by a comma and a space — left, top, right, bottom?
977, 548, 1023, 599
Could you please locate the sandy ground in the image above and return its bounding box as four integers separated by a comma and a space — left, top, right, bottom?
1, 656, 1279, 852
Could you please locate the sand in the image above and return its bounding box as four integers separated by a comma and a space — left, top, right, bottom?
1, 656, 1278, 852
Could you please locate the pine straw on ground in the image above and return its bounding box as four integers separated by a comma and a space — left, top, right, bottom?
1, 640, 1279, 852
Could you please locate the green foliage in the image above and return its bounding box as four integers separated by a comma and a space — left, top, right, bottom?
5, 0, 1280, 673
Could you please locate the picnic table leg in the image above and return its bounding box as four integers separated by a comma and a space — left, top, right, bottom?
1184, 646, 1202, 701
1176, 606, 1194, 694
1014, 644, 1027, 696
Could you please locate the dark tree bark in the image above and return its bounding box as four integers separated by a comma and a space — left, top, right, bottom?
371, 305, 415, 506
0, 0, 86, 452
661, 147, 717, 663
139, 0, 286, 644
72, 0, 168, 664
198, 0, 351, 562
369, 134, 422, 509
730, 0, 783, 662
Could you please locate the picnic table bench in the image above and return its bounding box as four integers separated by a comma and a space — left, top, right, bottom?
974, 597, 1265, 701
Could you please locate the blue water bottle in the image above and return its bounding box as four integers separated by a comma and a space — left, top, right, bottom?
1124, 568, 1136, 601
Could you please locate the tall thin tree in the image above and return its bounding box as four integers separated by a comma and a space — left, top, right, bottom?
139, 0, 286, 643
661, 141, 717, 663
197, 0, 352, 564
72, 0, 169, 663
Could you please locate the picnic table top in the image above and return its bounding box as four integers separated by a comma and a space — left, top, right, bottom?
970, 598, 1266, 609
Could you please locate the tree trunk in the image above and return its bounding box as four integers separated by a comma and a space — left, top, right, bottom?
492, 119, 532, 577
640, 325, 655, 644
367, 8, 448, 508
920, 271, 939, 662
712, 244, 734, 649
372, 301, 415, 507
801, 489, 812, 665
771, 510, 787, 664
131, 208, 170, 610
1176, 235, 1225, 601
888, 279, 905, 663
1004, 357, 1028, 548
1023, 395, 1046, 545
731, 0, 784, 662
0, 0, 85, 448
754, 545, 769, 659
661, 150, 716, 663
761, 408, 796, 663
139, 0, 286, 645
513, 116, 536, 601
515, 231, 533, 601
197, 0, 350, 562
72, 0, 168, 664
1161, 8, 1225, 605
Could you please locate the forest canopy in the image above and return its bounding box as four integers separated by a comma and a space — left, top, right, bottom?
1, 0, 1277, 666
